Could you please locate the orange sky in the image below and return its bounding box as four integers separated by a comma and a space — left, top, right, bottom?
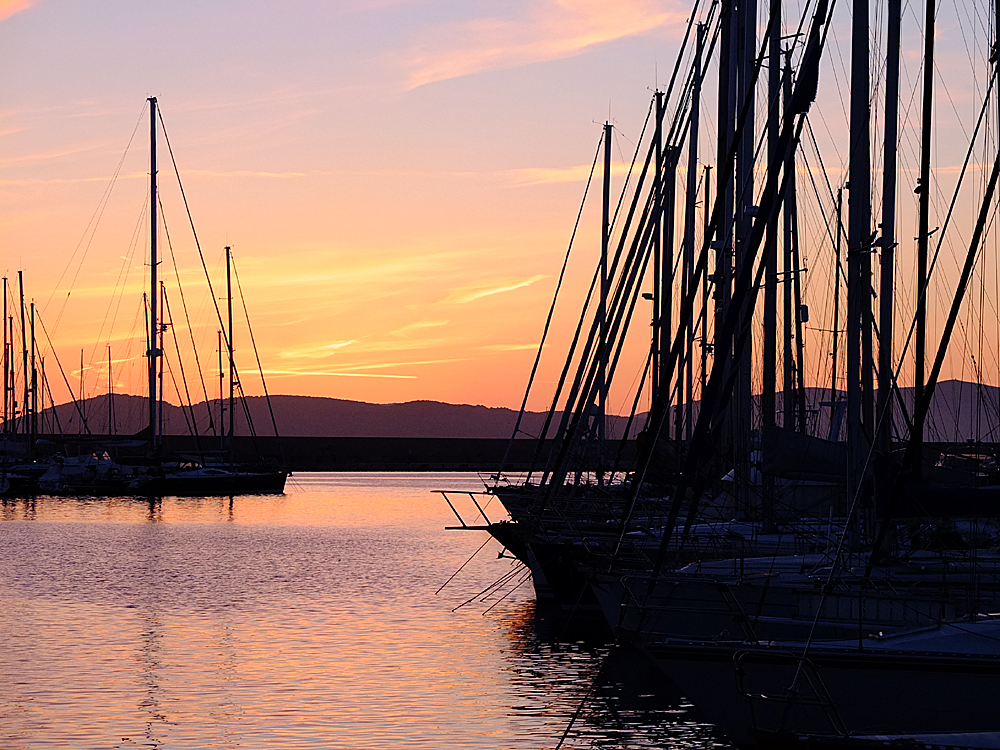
1, 0, 998, 413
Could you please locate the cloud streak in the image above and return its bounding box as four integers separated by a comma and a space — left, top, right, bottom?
505, 160, 633, 186
405, 0, 685, 89
442, 275, 548, 304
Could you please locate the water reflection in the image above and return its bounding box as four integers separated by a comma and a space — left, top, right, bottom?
497, 599, 727, 748
0, 474, 727, 749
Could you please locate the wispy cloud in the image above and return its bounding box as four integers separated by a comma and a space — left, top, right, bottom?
443, 275, 548, 304
388, 319, 449, 336
405, 0, 684, 89
183, 169, 309, 179
481, 343, 539, 351
506, 160, 633, 186
0, 0, 34, 23
279, 340, 356, 359
264, 369, 417, 380
263, 356, 468, 379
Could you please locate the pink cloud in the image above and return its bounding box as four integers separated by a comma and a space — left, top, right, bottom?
405, 0, 687, 89
0, 0, 34, 22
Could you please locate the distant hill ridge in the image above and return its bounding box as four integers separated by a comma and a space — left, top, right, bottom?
21, 393, 641, 440
11, 379, 1000, 441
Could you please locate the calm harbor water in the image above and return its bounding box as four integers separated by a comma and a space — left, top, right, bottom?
0, 472, 727, 749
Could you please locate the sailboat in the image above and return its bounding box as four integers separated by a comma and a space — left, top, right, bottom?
122, 97, 288, 497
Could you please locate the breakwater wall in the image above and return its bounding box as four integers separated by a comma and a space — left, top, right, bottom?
31, 434, 639, 472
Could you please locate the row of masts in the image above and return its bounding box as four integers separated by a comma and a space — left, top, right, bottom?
578, 0, 982, 519
0, 97, 244, 460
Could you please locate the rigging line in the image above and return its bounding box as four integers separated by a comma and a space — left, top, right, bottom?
163, 346, 195, 438
162, 286, 201, 445
158, 192, 216, 434
890, 67, 997, 408
231, 257, 282, 444
156, 108, 232, 354
480, 569, 532, 615
435, 535, 492, 595
609, 99, 653, 236
44, 102, 147, 317
42, 364, 64, 436
498, 133, 604, 476
35, 310, 91, 435
800, 135, 1000, 671
553, 647, 615, 750
619, 0, 812, 550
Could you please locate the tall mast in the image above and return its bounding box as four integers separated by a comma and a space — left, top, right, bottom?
30, 302, 36, 447
848, 0, 873, 503
763, 1, 780, 442
714, 0, 736, 458
701, 165, 711, 398
652, 93, 664, 399
77, 349, 83, 434
159, 281, 166, 440
108, 345, 114, 436
681, 23, 705, 441
2, 277, 6, 435
218, 329, 224, 451
663, 146, 678, 439
148, 95, 159, 451
18, 271, 26, 442
878, 0, 901, 457
599, 124, 611, 468
913, 0, 935, 465
832, 187, 843, 407
227, 246, 235, 443
734, 0, 756, 513
762, 3, 781, 529
783, 49, 796, 429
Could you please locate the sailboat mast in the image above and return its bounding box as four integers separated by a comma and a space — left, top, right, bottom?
763, 2, 780, 442
218, 329, 224, 450
2, 277, 7, 435
108, 345, 114, 436
914, 0, 935, 464
783, 49, 796, 429
652, 93, 663, 399
715, 0, 735, 458
227, 246, 235, 443
701, 165, 711, 398
30, 302, 36, 446
848, 0, 873, 503
18, 271, 26, 442
159, 281, 166, 440
878, 0, 901, 456
832, 187, 843, 406
734, 0, 756, 513
681, 23, 704, 441
148, 96, 159, 450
